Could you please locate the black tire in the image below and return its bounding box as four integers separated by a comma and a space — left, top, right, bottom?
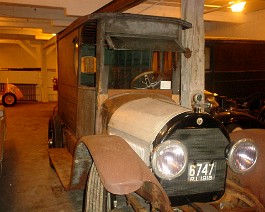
85, 163, 111, 212
48, 115, 63, 148
2, 92, 17, 107
85, 163, 136, 212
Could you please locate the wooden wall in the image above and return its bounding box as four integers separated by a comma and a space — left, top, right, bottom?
205, 40, 265, 98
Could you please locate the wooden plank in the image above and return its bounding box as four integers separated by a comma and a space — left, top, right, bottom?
48, 148, 72, 190
108, 89, 172, 98
181, 0, 205, 109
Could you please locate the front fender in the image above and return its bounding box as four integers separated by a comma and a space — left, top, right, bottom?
76, 135, 172, 211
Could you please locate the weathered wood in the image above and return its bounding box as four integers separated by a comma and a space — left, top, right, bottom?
95, 19, 108, 134
181, 0, 205, 109
48, 148, 72, 190
107, 89, 172, 98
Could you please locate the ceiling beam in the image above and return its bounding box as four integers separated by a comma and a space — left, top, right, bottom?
0, 4, 77, 21
18, 40, 40, 60
96, 0, 146, 12
0, 19, 65, 33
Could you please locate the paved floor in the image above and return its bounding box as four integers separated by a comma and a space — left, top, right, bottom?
0, 102, 84, 212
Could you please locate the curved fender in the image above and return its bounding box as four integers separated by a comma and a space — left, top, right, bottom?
77, 135, 172, 211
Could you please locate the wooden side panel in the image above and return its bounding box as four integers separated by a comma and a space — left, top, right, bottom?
76, 87, 96, 138
205, 41, 265, 98
57, 28, 79, 133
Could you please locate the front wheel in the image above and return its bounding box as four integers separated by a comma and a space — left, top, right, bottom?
85, 163, 134, 212
85, 163, 111, 212
2, 92, 17, 107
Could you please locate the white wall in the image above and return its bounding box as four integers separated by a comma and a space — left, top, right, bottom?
0, 41, 58, 102
0, 43, 39, 68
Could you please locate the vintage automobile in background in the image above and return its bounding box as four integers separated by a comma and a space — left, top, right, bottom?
204, 90, 265, 133
0, 82, 23, 107
48, 13, 264, 211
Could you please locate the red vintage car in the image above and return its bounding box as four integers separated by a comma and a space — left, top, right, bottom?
1, 83, 23, 106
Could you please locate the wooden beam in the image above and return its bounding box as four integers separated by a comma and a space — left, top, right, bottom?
181, 0, 205, 109
17, 40, 40, 60
96, 0, 146, 13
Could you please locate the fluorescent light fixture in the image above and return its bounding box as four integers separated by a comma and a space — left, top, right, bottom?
230, 1, 246, 12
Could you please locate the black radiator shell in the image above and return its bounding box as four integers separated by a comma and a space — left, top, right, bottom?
154, 112, 230, 206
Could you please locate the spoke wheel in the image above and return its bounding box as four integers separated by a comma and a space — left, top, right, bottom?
2, 93, 17, 107
211, 179, 265, 211
85, 163, 135, 212
85, 163, 111, 212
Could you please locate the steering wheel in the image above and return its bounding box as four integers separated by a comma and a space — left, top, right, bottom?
130, 71, 163, 89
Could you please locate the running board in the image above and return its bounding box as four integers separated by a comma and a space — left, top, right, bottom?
48, 148, 92, 190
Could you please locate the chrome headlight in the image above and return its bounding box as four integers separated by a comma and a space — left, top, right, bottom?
226, 138, 258, 174
152, 140, 188, 180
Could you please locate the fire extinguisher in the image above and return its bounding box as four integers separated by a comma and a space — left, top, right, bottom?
52, 77, 58, 91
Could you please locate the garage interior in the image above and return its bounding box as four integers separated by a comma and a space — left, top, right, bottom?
1, 0, 265, 211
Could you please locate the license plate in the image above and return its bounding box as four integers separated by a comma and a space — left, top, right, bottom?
188, 161, 216, 182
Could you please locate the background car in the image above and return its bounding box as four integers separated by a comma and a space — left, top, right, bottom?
0, 82, 23, 107
204, 90, 265, 133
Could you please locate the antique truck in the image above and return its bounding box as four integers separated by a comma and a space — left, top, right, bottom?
48, 13, 263, 211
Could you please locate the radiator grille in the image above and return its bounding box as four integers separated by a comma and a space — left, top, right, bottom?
160, 128, 229, 196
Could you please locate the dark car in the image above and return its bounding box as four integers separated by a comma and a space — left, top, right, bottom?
204, 90, 265, 133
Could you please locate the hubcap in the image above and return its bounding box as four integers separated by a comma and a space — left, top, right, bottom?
5, 95, 15, 105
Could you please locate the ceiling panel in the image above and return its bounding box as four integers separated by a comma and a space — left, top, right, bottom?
0, 0, 265, 41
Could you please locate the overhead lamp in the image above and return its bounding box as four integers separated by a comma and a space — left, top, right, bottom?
230, 1, 246, 12
204, 1, 246, 14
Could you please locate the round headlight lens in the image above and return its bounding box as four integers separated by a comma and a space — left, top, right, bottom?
227, 138, 258, 174
152, 140, 188, 180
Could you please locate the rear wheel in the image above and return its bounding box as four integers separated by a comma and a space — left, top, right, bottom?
48, 115, 63, 148
2, 92, 17, 107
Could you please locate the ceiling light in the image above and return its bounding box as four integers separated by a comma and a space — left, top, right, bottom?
230, 1, 246, 12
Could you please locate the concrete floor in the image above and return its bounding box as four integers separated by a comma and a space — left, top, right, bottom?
0, 102, 84, 212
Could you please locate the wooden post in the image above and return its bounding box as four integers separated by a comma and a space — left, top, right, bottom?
181, 0, 205, 109
41, 43, 49, 102
95, 18, 108, 134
